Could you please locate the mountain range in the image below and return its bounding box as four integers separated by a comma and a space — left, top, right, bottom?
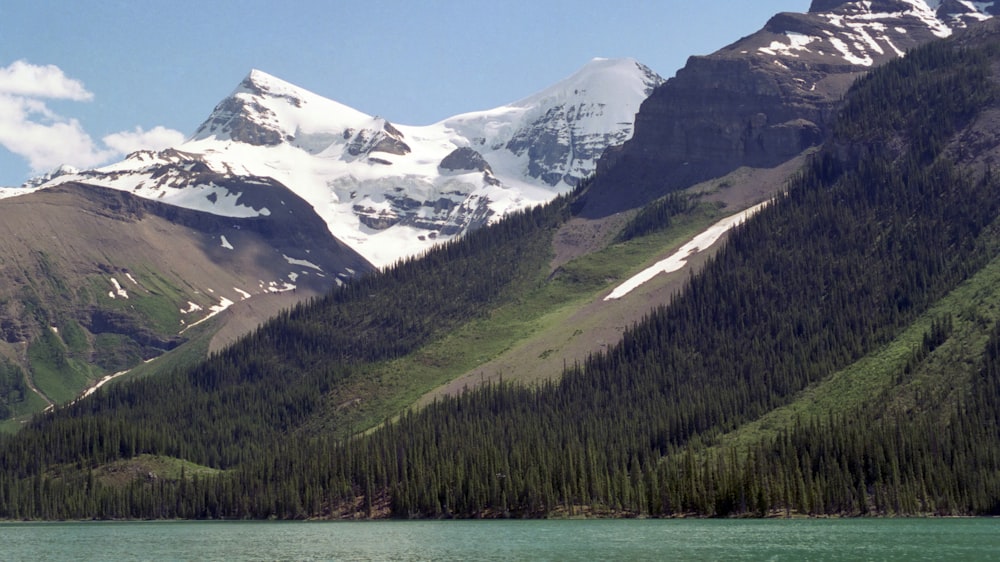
18, 57, 663, 268
3, 0, 1000, 520
0, 58, 662, 415
0, 0, 990, 420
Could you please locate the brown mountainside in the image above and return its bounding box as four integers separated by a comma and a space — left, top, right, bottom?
0, 182, 371, 415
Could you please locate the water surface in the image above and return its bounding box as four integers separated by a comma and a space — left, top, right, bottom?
1, 518, 996, 561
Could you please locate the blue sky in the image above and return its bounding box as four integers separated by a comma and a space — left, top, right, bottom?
0, 0, 807, 186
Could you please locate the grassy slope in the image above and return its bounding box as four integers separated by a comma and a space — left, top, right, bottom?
0, 281, 226, 435
301, 197, 765, 437
91, 454, 221, 487
0, 183, 361, 424
41, 453, 222, 490
414, 208, 727, 393
2, 266, 211, 424
437, 157, 812, 402
284, 153, 804, 439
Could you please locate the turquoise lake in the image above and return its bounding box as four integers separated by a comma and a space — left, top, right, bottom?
1, 518, 997, 560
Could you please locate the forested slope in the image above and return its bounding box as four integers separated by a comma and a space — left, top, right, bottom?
3, 26, 1000, 519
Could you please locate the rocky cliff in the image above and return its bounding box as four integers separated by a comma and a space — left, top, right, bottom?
579, 0, 994, 217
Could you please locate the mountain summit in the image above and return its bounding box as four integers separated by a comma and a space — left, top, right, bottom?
442, 58, 664, 187
41, 59, 662, 267
191, 69, 406, 153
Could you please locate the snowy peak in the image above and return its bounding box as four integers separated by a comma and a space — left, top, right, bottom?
192, 68, 381, 148
191, 69, 302, 146
192, 58, 660, 183
241, 68, 311, 99
505, 58, 664, 186
193, 68, 414, 162
33, 58, 662, 268
443, 57, 665, 186
511, 57, 663, 110
20, 164, 80, 188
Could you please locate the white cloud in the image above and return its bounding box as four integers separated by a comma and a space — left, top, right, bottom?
0, 60, 184, 178
0, 94, 116, 172
103, 126, 186, 154
0, 60, 92, 101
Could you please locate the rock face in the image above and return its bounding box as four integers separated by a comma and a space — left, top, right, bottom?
193, 74, 289, 146
440, 147, 493, 173
579, 0, 994, 217
344, 121, 412, 157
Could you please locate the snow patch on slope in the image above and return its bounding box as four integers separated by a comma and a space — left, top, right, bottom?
759, 1, 992, 67
605, 202, 770, 301
108, 278, 129, 300
759, 32, 819, 57
180, 296, 234, 333
283, 254, 322, 271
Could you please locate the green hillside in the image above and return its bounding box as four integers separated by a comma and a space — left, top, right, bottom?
3, 26, 1000, 519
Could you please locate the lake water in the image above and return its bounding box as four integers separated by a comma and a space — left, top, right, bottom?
0, 518, 997, 560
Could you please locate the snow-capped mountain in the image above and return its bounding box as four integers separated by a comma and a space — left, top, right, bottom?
37, 58, 663, 267
752, 0, 994, 67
